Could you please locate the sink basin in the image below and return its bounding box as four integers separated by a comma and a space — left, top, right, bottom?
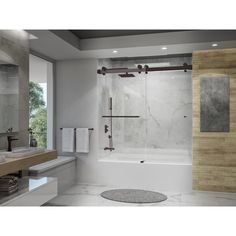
0, 147, 45, 158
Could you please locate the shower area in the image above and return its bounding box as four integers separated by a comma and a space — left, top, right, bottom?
97, 56, 193, 191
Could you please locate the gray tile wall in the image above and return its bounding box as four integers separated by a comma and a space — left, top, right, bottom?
0, 30, 29, 149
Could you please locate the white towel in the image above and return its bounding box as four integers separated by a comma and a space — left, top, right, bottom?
76, 128, 89, 153
62, 128, 74, 152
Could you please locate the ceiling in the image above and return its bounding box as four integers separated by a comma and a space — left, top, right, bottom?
70, 30, 186, 39
27, 30, 236, 60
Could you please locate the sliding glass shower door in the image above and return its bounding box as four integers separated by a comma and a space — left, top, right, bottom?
98, 71, 147, 156
98, 56, 192, 161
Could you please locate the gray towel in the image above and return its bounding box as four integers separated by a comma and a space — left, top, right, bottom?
0, 184, 18, 191
0, 176, 18, 186
0, 186, 18, 195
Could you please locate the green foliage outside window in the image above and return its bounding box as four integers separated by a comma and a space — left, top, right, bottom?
29, 81, 47, 148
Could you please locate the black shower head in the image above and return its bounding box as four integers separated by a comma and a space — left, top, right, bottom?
118, 73, 135, 78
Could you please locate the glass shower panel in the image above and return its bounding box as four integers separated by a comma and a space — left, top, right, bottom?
146, 70, 192, 155
115, 73, 146, 151
98, 56, 192, 161
98, 72, 147, 156
98, 73, 111, 154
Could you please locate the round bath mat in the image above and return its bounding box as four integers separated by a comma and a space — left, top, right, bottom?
100, 189, 167, 204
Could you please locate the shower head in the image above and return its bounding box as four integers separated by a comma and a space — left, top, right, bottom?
118, 73, 135, 78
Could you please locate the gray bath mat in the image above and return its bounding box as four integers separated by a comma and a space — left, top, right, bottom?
100, 189, 167, 204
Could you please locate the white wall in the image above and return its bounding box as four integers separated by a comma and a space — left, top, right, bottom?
56, 58, 105, 185
47, 62, 54, 149
56, 59, 98, 155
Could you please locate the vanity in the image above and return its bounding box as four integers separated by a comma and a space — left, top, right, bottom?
0, 148, 57, 177
0, 33, 59, 206
0, 148, 57, 206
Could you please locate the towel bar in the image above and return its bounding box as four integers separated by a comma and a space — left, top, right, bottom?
60, 128, 94, 131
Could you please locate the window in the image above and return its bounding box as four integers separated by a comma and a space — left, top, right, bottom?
29, 54, 54, 149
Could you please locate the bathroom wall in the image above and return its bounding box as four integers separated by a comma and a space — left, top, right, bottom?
98, 57, 192, 155
192, 48, 236, 192
55, 59, 98, 155
56, 58, 104, 186
0, 30, 29, 149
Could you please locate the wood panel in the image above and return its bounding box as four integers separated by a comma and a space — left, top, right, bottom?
193, 48, 236, 192
0, 150, 57, 177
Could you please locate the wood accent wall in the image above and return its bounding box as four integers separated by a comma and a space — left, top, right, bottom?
192, 48, 236, 192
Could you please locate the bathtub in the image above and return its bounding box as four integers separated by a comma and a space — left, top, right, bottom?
99, 148, 191, 165
76, 148, 192, 192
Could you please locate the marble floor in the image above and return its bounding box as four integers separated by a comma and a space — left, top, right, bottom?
43, 183, 236, 206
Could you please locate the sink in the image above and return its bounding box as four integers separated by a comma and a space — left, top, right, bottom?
0, 147, 45, 158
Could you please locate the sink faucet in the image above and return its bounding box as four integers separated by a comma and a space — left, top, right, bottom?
7, 135, 18, 152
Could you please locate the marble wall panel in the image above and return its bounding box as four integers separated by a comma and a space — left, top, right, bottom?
98, 56, 192, 155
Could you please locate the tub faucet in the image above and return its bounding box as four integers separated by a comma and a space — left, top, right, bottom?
104, 147, 115, 151
104, 125, 109, 133
7, 135, 18, 152
104, 135, 115, 151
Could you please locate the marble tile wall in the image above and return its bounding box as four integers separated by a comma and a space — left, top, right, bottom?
98, 56, 192, 155
0, 30, 29, 149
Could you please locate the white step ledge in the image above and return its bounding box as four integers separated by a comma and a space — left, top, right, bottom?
29, 156, 75, 174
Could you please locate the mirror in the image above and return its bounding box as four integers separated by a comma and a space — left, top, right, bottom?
0, 63, 19, 133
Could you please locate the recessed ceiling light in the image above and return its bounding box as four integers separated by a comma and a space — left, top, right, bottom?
212, 43, 218, 47
113, 50, 118, 53
162, 46, 167, 50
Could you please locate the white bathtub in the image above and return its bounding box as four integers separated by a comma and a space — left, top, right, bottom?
99, 148, 192, 165
76, 148, 192, 192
